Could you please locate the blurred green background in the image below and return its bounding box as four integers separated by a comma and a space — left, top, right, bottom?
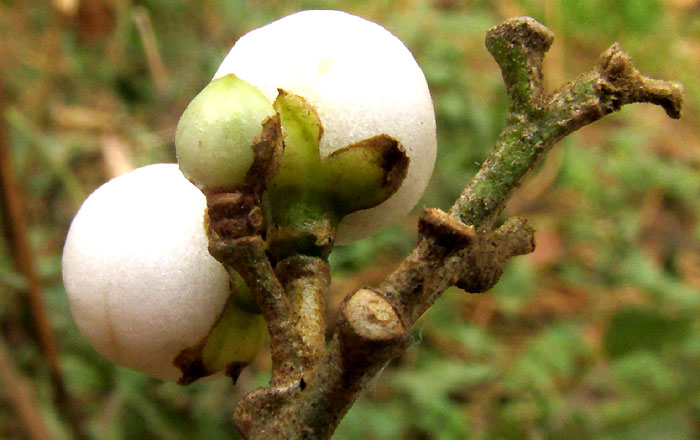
1, 0, 700, 439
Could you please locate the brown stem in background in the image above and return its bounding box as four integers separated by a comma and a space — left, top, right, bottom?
0, 88, 58, 384
0, 335, 54, 440
133, 6, 169, 96
231, 17, 684, 440
0, 82, 89, 440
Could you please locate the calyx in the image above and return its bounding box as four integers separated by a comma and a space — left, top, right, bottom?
264, 90, 410, 259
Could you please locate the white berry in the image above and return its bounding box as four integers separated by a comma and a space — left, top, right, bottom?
62, 164, 263, 381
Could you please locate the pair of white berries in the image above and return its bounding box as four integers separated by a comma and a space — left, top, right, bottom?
62, 10, 437, 382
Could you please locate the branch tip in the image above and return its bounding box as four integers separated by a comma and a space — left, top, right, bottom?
644, 78, 684, 119
493, 217, 536, 258
485, 17, 553, 113
486, 16, 554, 55
596, 43, 684, 119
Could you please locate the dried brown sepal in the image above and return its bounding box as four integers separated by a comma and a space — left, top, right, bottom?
245, 113, 285, 195
173, 346, 211, 386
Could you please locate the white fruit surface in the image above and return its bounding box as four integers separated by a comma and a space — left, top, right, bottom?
62, 164, 231, 381
215, 10, 437, 243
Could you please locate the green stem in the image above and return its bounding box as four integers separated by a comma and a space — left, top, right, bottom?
451, 19, 682, 229
265, 194, 339, 261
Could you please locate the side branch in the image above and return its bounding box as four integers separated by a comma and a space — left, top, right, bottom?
594, 43, 682, 119
451, 18, 683, 229
0, 336, 54, 440
247, 210, 532, 439
0, 80, 88, 440
456, 217, 535, 293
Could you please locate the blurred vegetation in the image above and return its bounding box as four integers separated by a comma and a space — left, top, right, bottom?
1, 0, 699, 439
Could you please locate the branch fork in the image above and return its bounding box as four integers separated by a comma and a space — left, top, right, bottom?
202, 16, 684, 440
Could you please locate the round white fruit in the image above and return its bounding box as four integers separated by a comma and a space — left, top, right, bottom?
214, 10, 437, 243
62, 164, 236, 381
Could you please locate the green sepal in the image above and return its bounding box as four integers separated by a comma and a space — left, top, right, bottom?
270, 89, 323, 190
201, 299, 266, 375
265, 90, 409, 257
173, 292, 266, 385
270, 90, 409, 215
324, 135, 409, 213
223, 267, 260, 314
